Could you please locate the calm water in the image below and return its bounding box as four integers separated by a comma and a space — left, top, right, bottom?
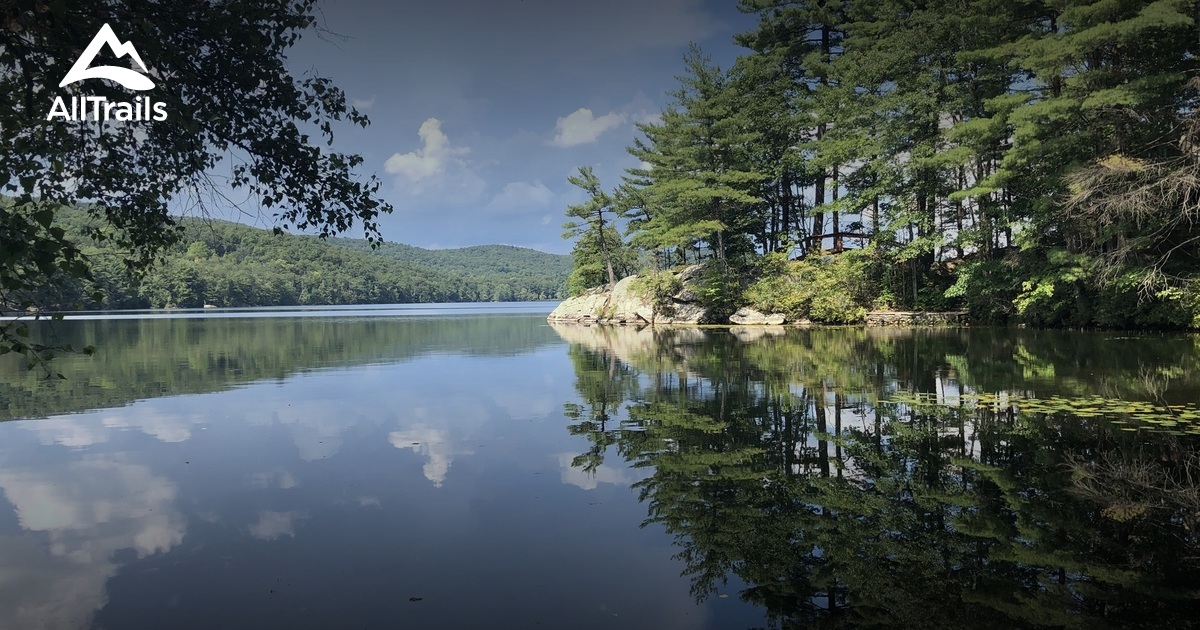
2, 307, 1199, 628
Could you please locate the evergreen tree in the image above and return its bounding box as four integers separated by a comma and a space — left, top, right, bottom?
563, 166, 626, 289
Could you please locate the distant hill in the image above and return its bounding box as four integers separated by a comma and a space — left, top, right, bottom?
32, 209, 570, 309
334, 239, 572, 302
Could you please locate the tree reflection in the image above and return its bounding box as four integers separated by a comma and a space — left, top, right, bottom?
556, 325, 1200, 628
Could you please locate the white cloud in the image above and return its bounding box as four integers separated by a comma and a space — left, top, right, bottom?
551, 108, 626, 147
484, 181, 556, 216
385, 118, 470, 181
384, 118, 486, 203
351, 96, 376, 110
21, 406, 206, 448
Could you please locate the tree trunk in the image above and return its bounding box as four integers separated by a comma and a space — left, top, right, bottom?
832, 166, 842, 251
597, 211, 616, 288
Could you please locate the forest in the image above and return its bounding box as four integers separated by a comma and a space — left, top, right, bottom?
563, 0, 1200, 329
20, 206, 569, 310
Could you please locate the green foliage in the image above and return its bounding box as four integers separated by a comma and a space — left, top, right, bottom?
605, 0, 1200, 328
624, 46, 763, 269
562, 166, 630, 290
1, 1, 391, 357
630, 269, 682, 310
693, 263, 741, 320
744, 252, 871, 323
565, 225, 638, 295
17, 208, 569, 309
329, 240, 570, 301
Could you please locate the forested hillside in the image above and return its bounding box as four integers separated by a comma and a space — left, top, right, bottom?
333, 239, 571, 302
562, 0, 1200, 329
27, 208, 568, 309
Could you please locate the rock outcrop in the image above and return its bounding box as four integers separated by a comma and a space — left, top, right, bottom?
866, 311, 968, 326
547, 265, 711, 325
548, 269, 970, 327
728, 307, 787, 326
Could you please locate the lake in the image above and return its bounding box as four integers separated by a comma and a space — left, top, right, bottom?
2, 305, 1199, 628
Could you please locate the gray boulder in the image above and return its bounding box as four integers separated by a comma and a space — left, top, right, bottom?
729, 307, 787, 325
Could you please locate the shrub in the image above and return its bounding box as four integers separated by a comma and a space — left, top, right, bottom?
630, 269, 682, 310
744, 252, 871, 324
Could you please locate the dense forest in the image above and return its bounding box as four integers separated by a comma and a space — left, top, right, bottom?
332, 238, 572, 302
565, 0, 1200, 329
19, 207, 569, 310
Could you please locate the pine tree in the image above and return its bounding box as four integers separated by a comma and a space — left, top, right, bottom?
563, 166, 625, 289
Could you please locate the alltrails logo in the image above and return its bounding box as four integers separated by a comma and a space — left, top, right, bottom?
46, 23, 168, 122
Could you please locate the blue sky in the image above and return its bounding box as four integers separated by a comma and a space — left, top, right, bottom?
277, 0, 756, 253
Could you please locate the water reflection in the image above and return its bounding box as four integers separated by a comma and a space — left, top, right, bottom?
554, 323, 1200, 628
4, 313, 1198, 628
0, 313, 565, 422
0, 458, 184, 629
1, 313, 756, 629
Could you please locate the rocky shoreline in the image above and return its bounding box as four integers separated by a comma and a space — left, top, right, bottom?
547, 266, 967, 327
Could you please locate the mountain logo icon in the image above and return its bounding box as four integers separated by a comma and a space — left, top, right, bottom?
59, 23, 155, 91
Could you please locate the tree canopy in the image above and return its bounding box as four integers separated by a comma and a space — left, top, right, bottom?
560, 0, 1200, 329
1, 0, 391, 360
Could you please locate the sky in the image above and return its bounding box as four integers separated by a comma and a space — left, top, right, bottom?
271, 0, 757, 254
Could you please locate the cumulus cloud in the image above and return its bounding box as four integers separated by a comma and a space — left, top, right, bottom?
385, 118, 470, 181
551, 108, 626, 147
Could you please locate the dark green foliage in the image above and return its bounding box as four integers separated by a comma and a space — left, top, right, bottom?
583, 0, 1200, 328
562, 166, 634, 291
334, 240, 571, 301
22, 208, 569, 309
1, 1, 391, 357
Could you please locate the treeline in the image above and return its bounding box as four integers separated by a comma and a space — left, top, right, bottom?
27, 208, 568, 309
566, 0, 1200, 328
332, 239, 571, 302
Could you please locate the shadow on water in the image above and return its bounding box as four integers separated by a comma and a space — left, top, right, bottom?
554, 323, 1200, 629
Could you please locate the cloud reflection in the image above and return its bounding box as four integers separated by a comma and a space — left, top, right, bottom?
0, 458, 184, 630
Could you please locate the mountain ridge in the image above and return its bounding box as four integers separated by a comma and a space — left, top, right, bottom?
31, 208, 570, 309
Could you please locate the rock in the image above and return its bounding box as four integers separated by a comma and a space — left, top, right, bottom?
865, 311, 968, 327
547, 266, 712, 325
660, 302, 708, 324
729, 307, 787, 326
605, 276, 644, 323
547, 287, 610, 323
